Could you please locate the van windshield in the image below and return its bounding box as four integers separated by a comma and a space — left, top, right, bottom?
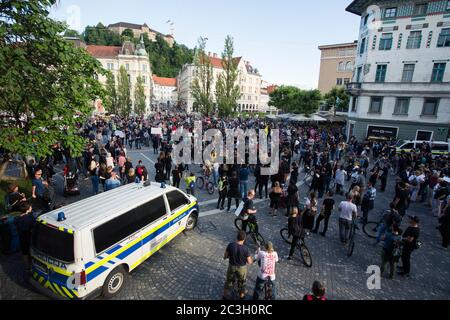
32, 222, 74, 263
396, 140, 405, 148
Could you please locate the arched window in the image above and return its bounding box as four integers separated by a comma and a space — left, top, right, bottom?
338, 62, 345, 71
346, 61, 353, 71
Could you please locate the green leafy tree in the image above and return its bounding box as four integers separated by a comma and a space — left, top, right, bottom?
83, 23, 121, 46
117, 66, 132, 117
0, 0, 105, 165
134, 76, 147, 117
64, 29, 80, 38
121, 28, 134, 39
324, 86, 350, 115
104, 73, 119, 114
269, 86, 321, 116
191, 37, 214, 116
215, 36, 241, 117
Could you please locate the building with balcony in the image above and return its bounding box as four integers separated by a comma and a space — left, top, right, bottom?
86, 38, 153, 115
345, 0, 450, 142
318, 41, 358, 93
177, 53, 264, 114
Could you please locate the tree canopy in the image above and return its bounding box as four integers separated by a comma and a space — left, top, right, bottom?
323, 86, 350, 113
0, 0, 106, 159
191, 37, 214, 116
269, 86, 322, 116
215, 36, 241, 117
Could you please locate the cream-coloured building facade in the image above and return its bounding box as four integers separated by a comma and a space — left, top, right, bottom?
152, 76, 178, 105
177, 53, 264, 113
86, 40, 153, 115
108, 22, 175, 47
317, 42, 358, 93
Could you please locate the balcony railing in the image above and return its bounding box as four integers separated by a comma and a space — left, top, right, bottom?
346, 82, 361, 90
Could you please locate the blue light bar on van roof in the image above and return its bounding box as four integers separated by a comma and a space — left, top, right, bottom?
57, 212, 66, 222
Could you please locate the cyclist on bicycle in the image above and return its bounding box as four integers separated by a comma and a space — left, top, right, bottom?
241, 190, 258, 234
286, 207, 304, 260
252, 241, 279, 300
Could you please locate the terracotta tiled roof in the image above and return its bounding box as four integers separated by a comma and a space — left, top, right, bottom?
86, 45, 121, 58
207, 56, 242, 70
152, 76, 177, 87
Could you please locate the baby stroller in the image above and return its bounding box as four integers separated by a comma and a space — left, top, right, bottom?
63, 165, 80, 197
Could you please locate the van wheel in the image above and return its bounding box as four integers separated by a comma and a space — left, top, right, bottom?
186, 212, 198, 231
102, 265, 128, 298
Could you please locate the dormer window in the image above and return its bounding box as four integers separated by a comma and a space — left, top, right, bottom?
384, 7, 397, 18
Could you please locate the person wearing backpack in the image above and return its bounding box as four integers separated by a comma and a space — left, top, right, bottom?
397, 215, 420, 277
303, 281, 327, 301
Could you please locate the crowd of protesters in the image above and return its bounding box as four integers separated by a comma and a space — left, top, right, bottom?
1, 109, 449, 300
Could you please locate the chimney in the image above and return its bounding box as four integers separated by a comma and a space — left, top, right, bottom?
213, 53, 218, 58
208, 52, 211, 57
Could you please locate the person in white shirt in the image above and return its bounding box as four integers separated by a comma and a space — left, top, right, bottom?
409, 170, 424, 202
338, 194, 358, 244
335, 165, 347, 195
252, 242, 279, 300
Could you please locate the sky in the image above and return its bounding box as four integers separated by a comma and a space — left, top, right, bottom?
50, 0, 361, 89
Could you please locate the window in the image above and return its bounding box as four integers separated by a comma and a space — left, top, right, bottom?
344, 78, 350, 84
93, 196, 167, 254
166, 190, 190, 213
400, 64, 415, 82
413, 3, 428, 16
127, 75, 131, 83
142, 64, 147, 72
407, 31, 422, 49
345, 61, 353, 71
431, 63, 446, 82
125, 63, 130, 71
351, 97, 358, 112
394, 98, 410, 115
437, 28, 450, 47
143, 76, 147, 84
369, 97, 383, 113
375, 64, 387, 82
363, 14, 369, 26
32, 223, 74, 263
356, 66, 363, 82
379, 33, 393, 50
338, 62, 345, 71
447, 0, 450, 11
106, 63, 114, 70
384, 7, 397, 18
336, 78, 343, 85
359, 38, 367, 54
422, 98, 439, 115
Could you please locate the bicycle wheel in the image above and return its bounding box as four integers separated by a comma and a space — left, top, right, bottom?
363, 222, 379, 239
298, 242, 313, 267
234, 218, 245, 232
280, 228, 292, 245
207, 182, 214, 195
196, 177, 204, 189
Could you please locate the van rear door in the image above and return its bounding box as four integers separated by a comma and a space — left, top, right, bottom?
31, 221, 80, 299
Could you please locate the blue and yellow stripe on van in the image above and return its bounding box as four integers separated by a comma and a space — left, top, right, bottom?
84, 201, 198, 282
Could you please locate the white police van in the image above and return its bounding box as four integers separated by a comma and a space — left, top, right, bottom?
29, 182, 199, 299
396, 140, 449, 158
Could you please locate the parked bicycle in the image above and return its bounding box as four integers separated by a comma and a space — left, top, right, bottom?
280, 228, 312, 267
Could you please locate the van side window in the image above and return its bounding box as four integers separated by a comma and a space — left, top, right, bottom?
94, 196, 167, 253
432, 144, 448, 151
403, 143, 414, 149
166, 190, 190, 213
